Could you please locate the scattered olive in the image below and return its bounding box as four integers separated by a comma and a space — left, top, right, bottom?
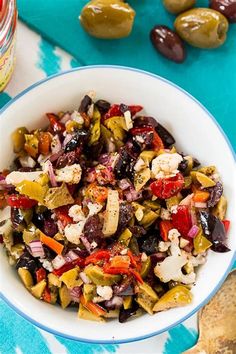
175, 8, 229, 48
210, 0, 236, 23
80, 0, 136, 39
150, 25, 186, 63
163, 0, 196, 14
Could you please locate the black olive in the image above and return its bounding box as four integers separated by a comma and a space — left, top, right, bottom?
79, 95, 92, 113
11, 208, 24, 229
139, 235, 159, 255
16, 251, 39, 273
64, 130, 88, 153
95, 99, 111, 114
119, 103, 129, 113
119, 301, 139, 323
178, 159, 188, 174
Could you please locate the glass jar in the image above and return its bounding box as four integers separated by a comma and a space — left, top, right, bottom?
0, 0, 17, 92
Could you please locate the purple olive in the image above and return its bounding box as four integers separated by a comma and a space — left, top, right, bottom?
210, 0, 236, 23
150, 25, 186, 63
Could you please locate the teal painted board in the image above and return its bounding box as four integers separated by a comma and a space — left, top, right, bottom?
18, 0, 236, 150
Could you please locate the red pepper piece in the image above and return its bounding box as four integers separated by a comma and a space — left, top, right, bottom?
160, 220, 174, 241
6, 194, 37, 209
47, 113, 65, 133
150, 173, 184, 199
103, 266, 130, 276
85, 250, 111, 265
130, 126, 164, 151
42, 287, 51, 303
54, 206, 73, 227
127, 250, 138, 269
130, 269, 144, 284
130, 126, 153, 135
172, 205, 192, 238
128, 105, 143, 116
222, 220, 230, 233
36, 268, 47, 283
103, 104, 121, 120
52, 258, 85, 277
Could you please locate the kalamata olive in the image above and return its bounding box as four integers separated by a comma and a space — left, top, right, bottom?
163, 0, 196, 14
16, 251, 39, 273
175, 8, 229, 48
80, 0, 136, 39
64, 130, 88, 152
140, 235, 159, 255
210, 0, 236, 22
79, 95, 92, 113
119, 301, 139, 323
150, 25, 186, 63
95, 99, 111, 114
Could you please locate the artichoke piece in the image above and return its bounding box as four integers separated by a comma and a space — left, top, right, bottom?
31, 279, 47, 299
23, 223, 39, 245
104, 116, 127, 141
11, 127, 29, 153
104, 309, 119, 318
18, 267, 34, 288
78, 304, 105, 322
88, 107, 101, 146
166, 196, 181, 211
198, 165, 216, 176
83, 284, 96, 302
139, 210, 158, 228
183, 176, 192, 189
44, 183, 74, 209
85, 265, 121, 286
16, 180, 48, 204
139, 150, 157, 164
59, 267, 82, 289
140, 256, 151, 279
100, 124, 124, 151
142, 200, 161, 213
102, 189, 119, 237
50, 287, 58, 304
153, 285, 192, 312
134, 167, 151, 192
118, 228, 132, 246
48, 273, 62, 288
11, 244, 25, 261
212, 196, 227, 220
136, 282, 159, 315
59, 284, 71, 309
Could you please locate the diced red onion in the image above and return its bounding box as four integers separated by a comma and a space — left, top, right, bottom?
84, 168, 96, 183
0, 175, 5, 181
98, 153, 110, 165
80, 235, 92, 254
65, 250, 80, 261
52, 254, 66, 269
29, 240, 45, 258
45, 160, 57, 187
187, 225, 200, 238
51, 135, 62, 154
118, 179, 132, 191
124, 188, 142, 202
0, 179, 14, 190
194, 202, 207, 208
69, 286, 82, 302
49, 150, 63, 162
79, 271, 91, 284
105, 296, 123, 309
59, 113, 71, 124
62, 134, 73, 148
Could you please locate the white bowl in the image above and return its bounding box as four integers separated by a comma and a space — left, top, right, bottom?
0, 66, 235, 344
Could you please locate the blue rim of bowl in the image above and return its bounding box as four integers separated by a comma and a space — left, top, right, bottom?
0, 65, 235, 345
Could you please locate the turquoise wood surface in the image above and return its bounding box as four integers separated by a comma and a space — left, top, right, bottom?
18, 0, 236, 150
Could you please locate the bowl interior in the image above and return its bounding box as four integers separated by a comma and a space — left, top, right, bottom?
0, 66, 235, 343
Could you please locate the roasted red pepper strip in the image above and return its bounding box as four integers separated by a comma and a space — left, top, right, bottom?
103, 266, 130, 276
80, 295, 106, 316
129, 105, 143, 116
47, 113, 65, 133
150, 173, 184, 199
53, 258, 85, 276
127, 250, 138, 269
6, 194, 37, 209
172, 205, 192, 238
104, 104, 143, 120
130, 126, 153, 135
42, 287, 51, 303
85, 250, 111, 265
36, 268, 47, 283
222, 220, 230, 233
160, 220, 174, 241
130, 269, 144, 284
54, 206, 73, 227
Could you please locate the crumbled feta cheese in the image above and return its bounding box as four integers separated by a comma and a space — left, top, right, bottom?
92, 296, 104, 303
39, 258, 54, 272
134, 158, 146, 172
141, 252, 148, 262
135, 135, 145, 144
64, 221, 85, 244
120, 248, 128, 255
87, 202, 103, 216
71, 110, 84, 124
170, 205, 178, 214
160, 208, 171, 220
179, 237, 190, 249
55, 163, 82, 184
158, 241, 171, 252
124, 110, 133, 130
96, 285, 113, 301
6, 171, 43, 185
135, 207, 144, 222
68, 205, 86, 222
91, 241, 98, 249
168, 228, 181, 242
151, 153, 183, 178
19, 156, 36, 168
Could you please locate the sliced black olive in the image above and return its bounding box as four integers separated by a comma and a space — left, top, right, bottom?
79, 95, 92, 113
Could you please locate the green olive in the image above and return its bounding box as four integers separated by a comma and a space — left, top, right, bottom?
163, 0, 195, 14
175, 8, 229, 48
80, 0, 135, 39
